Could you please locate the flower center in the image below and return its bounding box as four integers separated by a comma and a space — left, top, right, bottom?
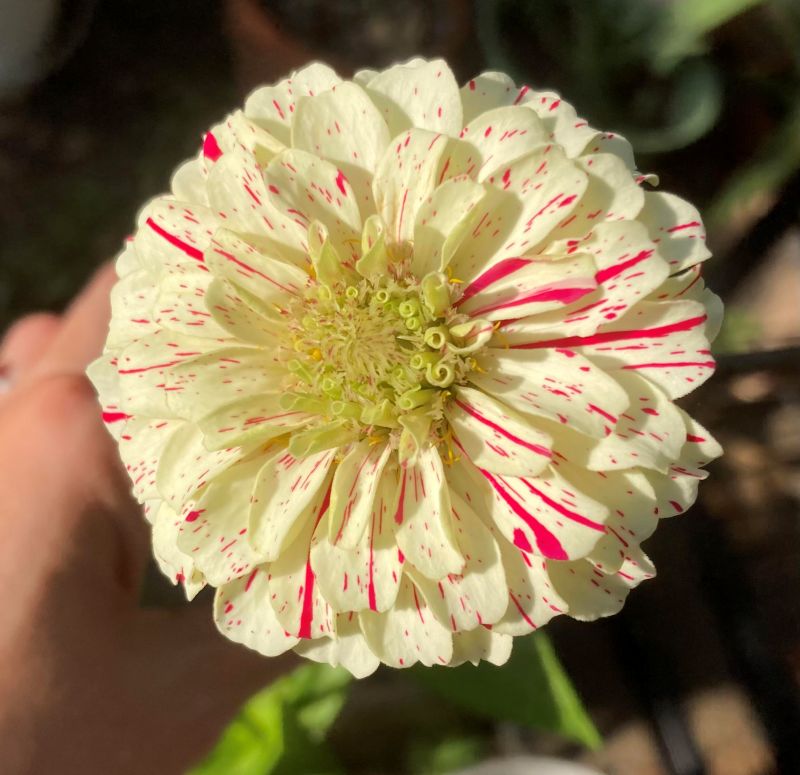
280, 272, 491, 457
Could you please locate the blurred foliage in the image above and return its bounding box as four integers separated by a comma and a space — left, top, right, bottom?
708, 103, 800, 231
715, 307, 765, 353
406, 735, 486, 775
189, 663, 352, 775
191, 634, 597, 774
475, 0, 771, 153
414, 633, 600, 749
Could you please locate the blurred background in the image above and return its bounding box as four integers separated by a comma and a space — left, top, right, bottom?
2, 1, 800, 773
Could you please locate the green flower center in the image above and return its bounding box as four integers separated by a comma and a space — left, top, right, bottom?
280, 272, 489, 458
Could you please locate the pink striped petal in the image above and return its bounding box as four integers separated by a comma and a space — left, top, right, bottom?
312, 466, 403, 614
457, 253, 597, 321
471, 347, 629, 439
268, 480, 336, 640
249, 446, 336, 560
445, 385, 552, 478
327, 440, 393, 548
449, 145, 588, 283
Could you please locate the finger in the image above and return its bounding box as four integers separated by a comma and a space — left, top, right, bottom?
31, 262, 117, 379
130, 604, 299, 771
0, 313, 62, 385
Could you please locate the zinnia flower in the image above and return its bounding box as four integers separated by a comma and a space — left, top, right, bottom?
89, 58, 722, 677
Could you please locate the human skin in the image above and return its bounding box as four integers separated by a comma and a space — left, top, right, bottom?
0, 265, 295, 775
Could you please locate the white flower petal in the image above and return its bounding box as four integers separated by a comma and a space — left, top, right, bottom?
499, 220, 671, 346
106, 267, 159, 350
372, 127, 455, 246
360, 576, 453, 667
135, 197, 219, 275
411, 176, 487, 277
409, 491, 508, 631
152, 501, 206, 599
206, 149, 308, 267
584, 371, 685, 472
196, 393, 312, 451
155, 421, 254, 508
450, 628, 513, 667
294, 613, 380, 678
166, 346, 285, 422
353, 68, 379, 88
175, 457, 266, 585
493, 543, 565, 635
207, 111, 285, 169
117, 418, 183, 502
292, 81, 391, 220
551, 463, 658, 573
650, 411, 722, 518
152, 271, 227, 338
215, 568, 300, 657
205, 277, 283, 345
521, 90, 636, 169
171, 157, 208, 205
458, 105, 550, 182
543, 152, 645, 243
569, 300, 716, 400
395, 446, 464, 579
639, 191, 711, 273
205, 228, 308, 303
450, 457, 608, 562
88, 353, 125, 439
363, 58, 462, 138
116, 330, 225, 418
249, 447, 336, 560
263, 148, 362, 264
244, 62, 342, 145
546, 559, 629, 621
456, 253, 597, 321
459, 72, 517, 124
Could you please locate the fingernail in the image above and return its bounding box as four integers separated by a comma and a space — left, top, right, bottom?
0, 364, 12, 393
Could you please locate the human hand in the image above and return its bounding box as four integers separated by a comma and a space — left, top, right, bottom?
0, 265, 295, 775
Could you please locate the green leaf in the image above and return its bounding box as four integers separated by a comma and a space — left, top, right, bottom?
656, 0, 769, 70
189, 664, 352, 775
407, 735, 486, 775
413, 632, 601, 749
188, 692, 284, 775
